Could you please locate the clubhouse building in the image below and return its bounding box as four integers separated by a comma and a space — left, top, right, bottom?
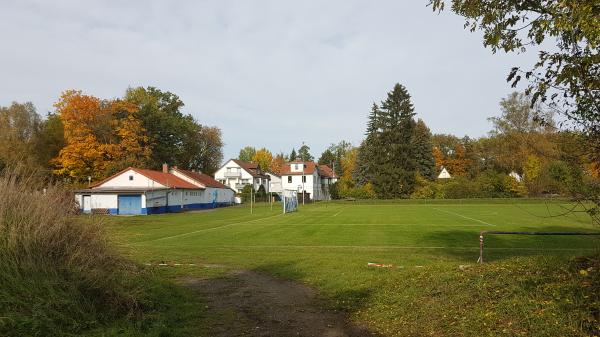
74, 164, 234, 215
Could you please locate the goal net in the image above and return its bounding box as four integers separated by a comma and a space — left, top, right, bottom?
282, 189, 298, 213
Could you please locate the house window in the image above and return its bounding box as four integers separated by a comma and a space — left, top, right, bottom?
294, 164, 298, 170
288, 176, 292, 183
129, 175, 133, 181
302, 176, 306, 183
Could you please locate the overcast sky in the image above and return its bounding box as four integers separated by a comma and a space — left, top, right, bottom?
0, 0, 539, 161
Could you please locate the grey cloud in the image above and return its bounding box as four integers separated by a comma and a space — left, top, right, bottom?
0, 0, 539, 160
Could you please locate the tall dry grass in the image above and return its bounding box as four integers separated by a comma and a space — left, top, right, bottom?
0, 166, 147, 336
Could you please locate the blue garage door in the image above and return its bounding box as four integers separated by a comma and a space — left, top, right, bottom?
118, 195, 142, 215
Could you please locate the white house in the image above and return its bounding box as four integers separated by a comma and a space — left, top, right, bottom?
280, 161, 337, 201
214, 159, 270, 193
74, 164, 234, 215
438, 167, 452, 179
509, 171, 522, 182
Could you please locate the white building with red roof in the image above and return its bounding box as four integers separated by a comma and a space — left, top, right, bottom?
280, 161, 337, 201
74, 164, 234, 215
214, 159, 270, 193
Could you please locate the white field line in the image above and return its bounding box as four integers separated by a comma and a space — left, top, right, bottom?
140, 213, 284, 243
336, 203, 481, 206
233, 223, 494, 227
332, 209, 344, 217
433, 207, 496, 226
178, 245, 595, 251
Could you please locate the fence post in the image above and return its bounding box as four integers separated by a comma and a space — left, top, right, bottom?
478, 232, 484, 263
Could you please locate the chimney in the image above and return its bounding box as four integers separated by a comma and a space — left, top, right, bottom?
162, 163, 168, 173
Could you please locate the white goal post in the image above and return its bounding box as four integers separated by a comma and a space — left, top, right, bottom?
282, 189, 298, 214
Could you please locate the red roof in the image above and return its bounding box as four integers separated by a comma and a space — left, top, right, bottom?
91, 167, 201, 189
318, 165, 336, 178
281, 161, 317, 175
231, 159, 269, 178
173, 168, 231, 189
281, 162, 337, 178
133, 168, 201, 189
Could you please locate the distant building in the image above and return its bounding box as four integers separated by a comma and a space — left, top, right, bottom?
267, 172, 282, 194
438, 167, 452, 179
214, 159, 270, 193
280, 161, 337, 201
74, 164, 234, 215
509, 171, 522, 182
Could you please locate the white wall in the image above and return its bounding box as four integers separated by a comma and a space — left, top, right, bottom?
98, 169, 165, 188
280, 171, 331, 200
146, 190, 168, 208
281, 173, 315, 197
215, 159, 256, 192
91, 194, 119, 209
75, 193, 147, 210
268, 174, 282, 193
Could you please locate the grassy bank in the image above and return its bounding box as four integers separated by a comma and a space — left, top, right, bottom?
107, 201, 600, 336
0, 169, 204, 337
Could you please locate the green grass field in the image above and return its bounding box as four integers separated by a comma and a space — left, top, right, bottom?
106, 200, 600, 336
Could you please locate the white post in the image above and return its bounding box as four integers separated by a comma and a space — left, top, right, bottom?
250, 185, 253, 215
302, 166, 305, 205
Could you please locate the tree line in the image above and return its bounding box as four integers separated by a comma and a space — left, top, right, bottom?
0, 87, 223, 183
234, 84, 599, 201
348, 85, 599, 200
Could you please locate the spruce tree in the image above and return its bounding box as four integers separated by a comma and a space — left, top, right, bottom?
318, 149, 336, 166
289, 148, 297, 161
412, 119, 436, 180
354, 103, 380, 185
298, 144, 313, 162
373, 83, 417, 198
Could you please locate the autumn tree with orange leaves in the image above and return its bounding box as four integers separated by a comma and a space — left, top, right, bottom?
444, 144, 470, 177
432, 147, 445, 171
52, 90, 151, 182
270, 153, 286, 175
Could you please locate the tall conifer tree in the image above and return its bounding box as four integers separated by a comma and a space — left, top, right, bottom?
354, 103, 380, 185
374, 83, 417, 198
412, 119, 436, 180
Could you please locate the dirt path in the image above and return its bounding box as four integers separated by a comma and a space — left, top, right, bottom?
180, 270, 382, 337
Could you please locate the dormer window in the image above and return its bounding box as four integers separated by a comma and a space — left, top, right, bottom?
294, 164, 298, 170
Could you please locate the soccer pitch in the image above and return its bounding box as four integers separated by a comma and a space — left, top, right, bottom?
111, 199, 598, 265
107, 200, 600, 336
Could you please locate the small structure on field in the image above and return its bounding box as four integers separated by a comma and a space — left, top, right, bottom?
74, 164, 234, 215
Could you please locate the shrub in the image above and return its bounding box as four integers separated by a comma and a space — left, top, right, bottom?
441, 178, 480, 199
535, 160, 573, 195
241, 184, 253, 202
339, 183, 376, 199
411, 173, 438, 199
411, 184, 436, 199
329, 182, 340, 200
255, 184, 267, 201
0, 166, 149, 336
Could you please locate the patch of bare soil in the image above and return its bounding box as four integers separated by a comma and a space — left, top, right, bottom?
180, 270, 381, 337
